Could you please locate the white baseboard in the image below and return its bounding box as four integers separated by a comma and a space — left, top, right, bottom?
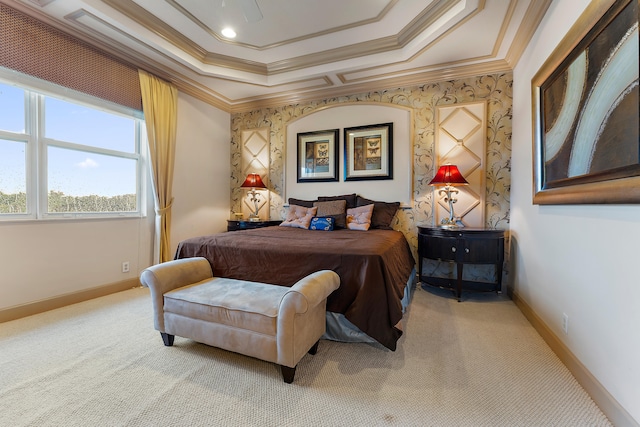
511, 290, 638, 427
0, 278, 141, 323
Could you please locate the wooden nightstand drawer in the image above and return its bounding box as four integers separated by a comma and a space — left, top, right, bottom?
460, 237, 503, 263
421, 234, 457, 262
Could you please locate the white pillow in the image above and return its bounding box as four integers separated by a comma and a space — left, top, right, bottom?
346, 204, 374, 231
280, 204, 318, 229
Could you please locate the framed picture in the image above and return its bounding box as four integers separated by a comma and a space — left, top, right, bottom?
344, 122, 393, 181
532, 0, 639, 204
297, 129, 339, 182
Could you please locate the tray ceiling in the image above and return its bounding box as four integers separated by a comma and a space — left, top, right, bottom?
7, 0, 550, 112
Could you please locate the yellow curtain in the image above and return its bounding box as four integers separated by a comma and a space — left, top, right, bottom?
138, 69, 178, 263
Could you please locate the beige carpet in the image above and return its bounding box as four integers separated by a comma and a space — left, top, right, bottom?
0, 284, 611, 426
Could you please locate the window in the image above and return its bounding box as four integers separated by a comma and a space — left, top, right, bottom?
0, 83, 28, 215
0, 74, 145, 220
0, 138, 27, 214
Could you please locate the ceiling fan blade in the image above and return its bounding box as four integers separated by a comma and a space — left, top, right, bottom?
237, 0, 263, 22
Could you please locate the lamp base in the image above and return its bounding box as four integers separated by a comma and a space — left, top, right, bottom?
439, 218, 464, 229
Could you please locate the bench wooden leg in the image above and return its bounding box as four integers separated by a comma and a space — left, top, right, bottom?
308, 340, 320, 355
281, 365, 296, 383
160, 332, 175, 346
281, 341, 319, 383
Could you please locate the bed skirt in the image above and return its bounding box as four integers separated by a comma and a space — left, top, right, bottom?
323, 268, 416, 345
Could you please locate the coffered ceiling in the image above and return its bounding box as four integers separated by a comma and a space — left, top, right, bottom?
6, 0, 550, 112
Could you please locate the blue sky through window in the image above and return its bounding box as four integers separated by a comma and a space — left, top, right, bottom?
45, 97, 135, 153
0, 82, 139, 197
48, 146, 136, 197
0, 84, 24, 133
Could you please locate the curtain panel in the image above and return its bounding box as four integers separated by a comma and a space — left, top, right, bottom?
139, 70, 178, 263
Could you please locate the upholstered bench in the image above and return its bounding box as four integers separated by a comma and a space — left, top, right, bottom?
139, 257, 340, 383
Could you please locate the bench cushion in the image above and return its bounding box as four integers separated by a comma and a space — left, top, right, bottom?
164, 277, 290, 336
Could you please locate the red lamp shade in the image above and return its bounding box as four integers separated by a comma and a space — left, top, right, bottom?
240, 173, 266, 189
428, 165, 468, 186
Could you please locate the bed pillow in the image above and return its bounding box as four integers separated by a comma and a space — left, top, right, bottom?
280, 204, 317, 229
317, 193, 357, 209
313, 200, 347, 228
288, 197, 316, 208
356, 196, 400, 230
346, 204, 374, 231
309, 216, 334, 231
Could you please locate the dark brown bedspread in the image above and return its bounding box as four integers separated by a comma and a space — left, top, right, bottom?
174, 226, 415, 350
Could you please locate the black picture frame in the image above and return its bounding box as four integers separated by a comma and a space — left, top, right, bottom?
344, 122, 393, 181
296, 129, 339, 183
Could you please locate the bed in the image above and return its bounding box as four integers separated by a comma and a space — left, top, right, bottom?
174, 225, 416, 350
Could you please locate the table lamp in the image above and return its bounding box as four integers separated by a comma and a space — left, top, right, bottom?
429, 164, 468, 228
240, 173, 267, 221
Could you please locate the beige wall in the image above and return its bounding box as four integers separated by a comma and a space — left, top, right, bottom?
171, 93, 231, 248
0, 216, 153, 309
511, 0, 640, 424
0, 91, 230, 312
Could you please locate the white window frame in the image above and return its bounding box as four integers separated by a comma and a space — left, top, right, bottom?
0, 67, 147, 221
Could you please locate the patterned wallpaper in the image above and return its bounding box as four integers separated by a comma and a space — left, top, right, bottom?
230, 73, 513, 282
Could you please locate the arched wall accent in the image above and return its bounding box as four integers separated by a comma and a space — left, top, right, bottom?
284, 103, 414, 207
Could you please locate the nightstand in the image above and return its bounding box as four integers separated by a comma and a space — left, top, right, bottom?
227, 220, 282, 232
417, 226, 505, 301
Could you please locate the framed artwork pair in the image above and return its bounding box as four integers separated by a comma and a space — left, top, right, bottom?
297, 122, 393, 183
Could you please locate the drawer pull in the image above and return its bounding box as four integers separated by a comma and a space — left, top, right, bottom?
465, 248, 470, 254
451, 246, 456, 253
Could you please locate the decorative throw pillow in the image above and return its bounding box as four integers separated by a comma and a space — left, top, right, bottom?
288, 197, 316, 208
313, 200, 347, 228
318, 193, 357, 209
356, 196, 400, 230
346, 204, 374, 231
279, 204, 317, 229
309, 216, 334, 231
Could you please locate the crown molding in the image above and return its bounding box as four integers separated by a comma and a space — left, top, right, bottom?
26, 0, 55, 6
103, 0, 468, 76
266, 35, 400, 75
164, 0, 400, 51
267, 0, 473, 75
103, 0, 207, 59
504, 0, 552, 68
63, 8, 339, 106
102, 0, 268, 75
1, 0, 541, 115
227, 59, 513, 114
398, 0, 478, 45
489, 0, 515, 57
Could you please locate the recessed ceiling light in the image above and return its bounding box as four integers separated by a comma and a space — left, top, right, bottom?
221, 27, 236, 38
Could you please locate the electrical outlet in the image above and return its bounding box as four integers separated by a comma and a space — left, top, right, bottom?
122, 261, 130, 273
562, 313, 569, 335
